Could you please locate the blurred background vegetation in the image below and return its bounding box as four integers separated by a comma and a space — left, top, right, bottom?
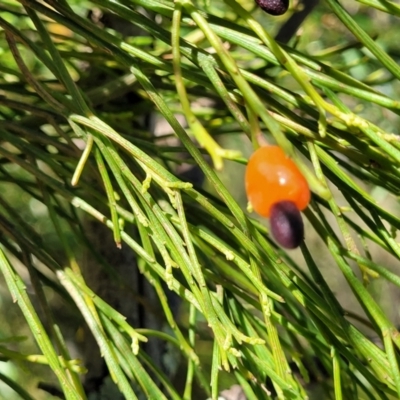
2, 0, 400, 399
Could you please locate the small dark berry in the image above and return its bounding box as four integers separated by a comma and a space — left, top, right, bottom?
255, 0, 289, 16
270, 201, 304, 249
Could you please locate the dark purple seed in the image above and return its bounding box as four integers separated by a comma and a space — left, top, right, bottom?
255, 0, 289, 16
269, 201, 304, 249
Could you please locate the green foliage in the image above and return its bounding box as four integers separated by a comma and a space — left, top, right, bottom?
1, 0, 400, 399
